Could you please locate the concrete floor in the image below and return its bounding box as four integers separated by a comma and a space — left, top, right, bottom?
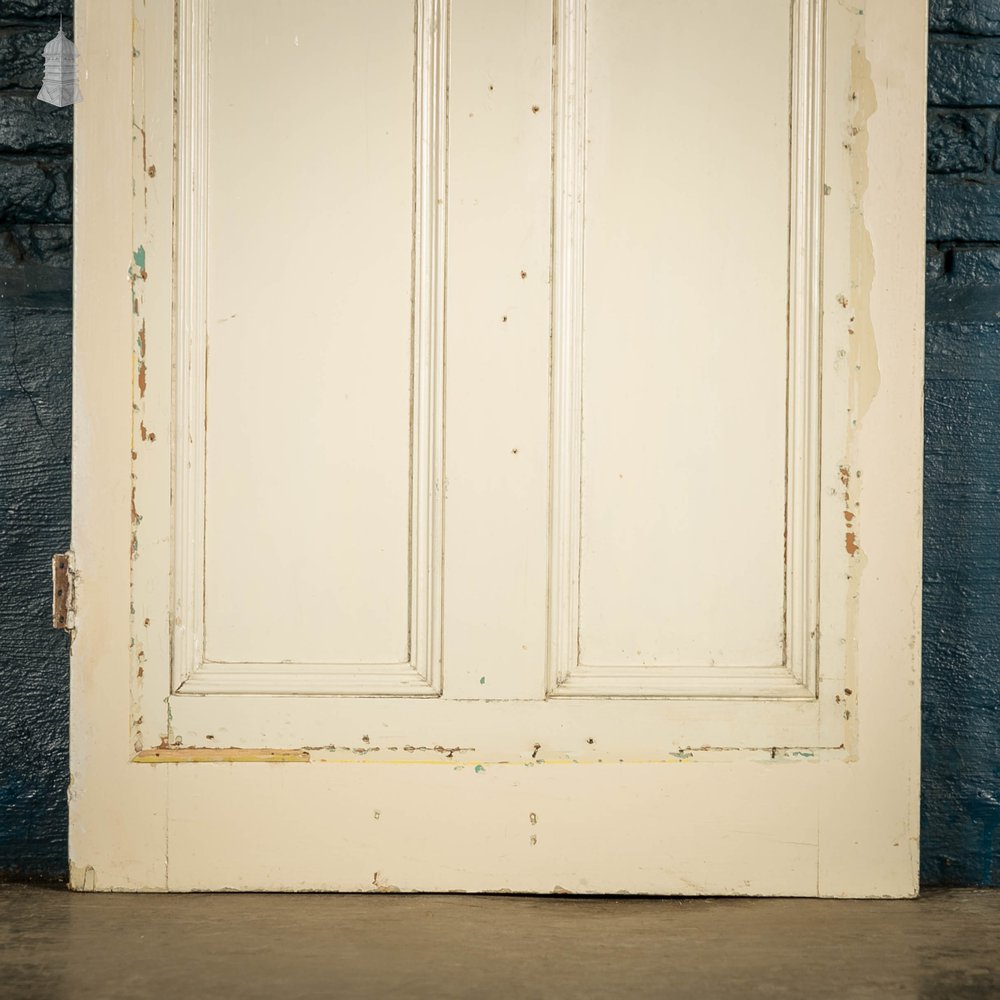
1, 885, 999, 999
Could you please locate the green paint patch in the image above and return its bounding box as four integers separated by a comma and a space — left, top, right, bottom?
132, 246, 145, 270
479, 676, 486, 685
669, 751, 694, 760
474, 765, 486, 773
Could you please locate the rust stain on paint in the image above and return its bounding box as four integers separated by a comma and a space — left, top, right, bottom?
840, 464, 859, 556
135, 319, 147, 399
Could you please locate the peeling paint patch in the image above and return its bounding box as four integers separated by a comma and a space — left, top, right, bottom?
840, 464, 860, 556
372, 872, 400, 892
68, 863, 98, 892
837, 37, 880, 753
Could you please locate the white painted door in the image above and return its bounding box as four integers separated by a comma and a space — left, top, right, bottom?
71, 0, 927, 895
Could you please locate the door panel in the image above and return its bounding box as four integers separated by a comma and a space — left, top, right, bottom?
173, 0, 447, 695
204, 0, 417, 668
553, 0, 820, 696
579, 0, 792, 673
71, 0, 926, 895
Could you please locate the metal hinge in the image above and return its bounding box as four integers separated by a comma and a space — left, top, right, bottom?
52, 551, 76, 632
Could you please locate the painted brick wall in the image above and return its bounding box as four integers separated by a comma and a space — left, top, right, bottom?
0, 0, 72, 881
0, 2, 998, 886
923, 0, 1000, 887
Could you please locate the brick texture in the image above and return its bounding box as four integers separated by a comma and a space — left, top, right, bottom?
929, 37, 1000, 105
0, 5, 71, 882
931, 0, 1000, 34
927, 110, 994, 174
924, 0, 1000, 888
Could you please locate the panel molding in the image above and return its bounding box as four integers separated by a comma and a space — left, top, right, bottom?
172, 0, 448, 697
547, 0, 826, 699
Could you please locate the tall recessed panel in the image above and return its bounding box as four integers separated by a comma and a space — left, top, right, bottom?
550, 0, 821, 696
203, 0, 416, 666
579, 0, 792, 669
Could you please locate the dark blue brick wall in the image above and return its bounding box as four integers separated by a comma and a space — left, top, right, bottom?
924, 0, 1000, 886
0, 2, 998, 887
0, 0, 72, 882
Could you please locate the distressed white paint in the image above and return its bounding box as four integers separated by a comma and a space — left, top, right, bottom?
71, 0, 926, 896
549, 0, 825, 697
174, 0, 446, 695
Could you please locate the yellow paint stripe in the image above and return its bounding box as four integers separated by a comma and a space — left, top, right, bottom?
133, 747, 311, 764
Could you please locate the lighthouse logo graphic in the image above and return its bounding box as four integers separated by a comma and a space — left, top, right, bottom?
37, 23, 83, 108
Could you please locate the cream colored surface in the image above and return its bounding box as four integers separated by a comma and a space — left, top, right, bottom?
578, 0, 791, 670
204, 0, 416, 667
71, 0, 926, 895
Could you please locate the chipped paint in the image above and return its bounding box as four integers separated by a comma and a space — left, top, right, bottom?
68, 863, 97, 892
127, 9, 157, 762
122, 742, 844, 766
134, 747, 311, 764
846, 45, 881, 422
136, 360, 147, 399
64, 0, 924, 896
840, 464, 860, 556
128, 239, 148, 753
838, 35, 880, 748
130, 742, 486, 764
371, 871, 400, 892
306, 743, 476, 759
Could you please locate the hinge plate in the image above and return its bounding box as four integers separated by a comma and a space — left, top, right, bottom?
52, 551, 76, 631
